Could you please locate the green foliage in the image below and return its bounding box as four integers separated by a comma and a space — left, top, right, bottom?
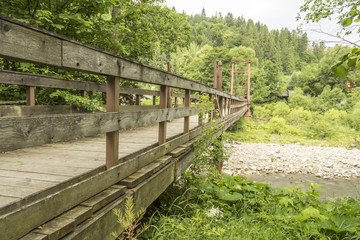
288, 88, 312, 110
287, 107, 312, 126
113, 195, 148, 240
299, 0, 360, 79
252, 105, 271, 121
303, 115, 335, 139
0, 0, 190, 61
49, 90, 104, 112
142, 173, 360, 239
314, 86, 345, 112
272, 101, 291, 117
268, 117, 288, 134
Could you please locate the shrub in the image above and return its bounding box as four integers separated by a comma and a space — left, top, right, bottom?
268, 117, 288, 134
227, 117, 250, 132
346, 102, 360, 131
252, 105, 271, 121
323, 109, 347, 125
288, 87, 312, 110
287, 107, 312, 125
272, 101, 290, 118
302, 115, 334, 139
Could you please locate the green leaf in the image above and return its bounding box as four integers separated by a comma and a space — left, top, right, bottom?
347, 58, 357, 67
334, 65, 348, 79
279, 197, 294, 207
218, 192, 243, 201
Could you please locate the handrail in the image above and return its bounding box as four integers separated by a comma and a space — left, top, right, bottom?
0, 15, 243, 101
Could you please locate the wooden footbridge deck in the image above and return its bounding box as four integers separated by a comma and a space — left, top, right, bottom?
0, 15, 249, 240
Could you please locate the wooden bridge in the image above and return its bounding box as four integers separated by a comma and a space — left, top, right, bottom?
0, 15, 249, 240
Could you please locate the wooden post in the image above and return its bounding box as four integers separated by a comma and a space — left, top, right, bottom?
246, 59, 251, 118
26, 86, 35, 106
158, 85, 168, 145
106, 76, 120, 169
213, 60, 218, 119
136, 95, 141, 105
184, 89, 190, 133
152, 96, 156, 105
167, 62, 173, 109
174, 97, 178, 107
80, 90, 87, 98
217, 61, 223, 118
231, 59, 235, 95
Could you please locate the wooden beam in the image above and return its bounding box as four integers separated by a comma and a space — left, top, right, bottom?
184, 89, 190, 133
158, 85, 168, 145
0, 16, 239, 99
152, 96, 156, 105
106, 76, 120, 169
0, 107, 199, 152
26, 86, 35, 106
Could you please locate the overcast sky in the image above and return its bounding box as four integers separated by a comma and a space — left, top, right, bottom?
165, 0, 357, 46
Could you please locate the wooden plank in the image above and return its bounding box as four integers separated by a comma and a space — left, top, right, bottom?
0, 195, 20, 207
158, 85, 168, 145
0, 170, 68, 182
119, 156, 172, 188
230, 103, 247, 109
26, 86, 35, 106
64, 162, 175, 240
106, 76, 120, 169
0, 18, 62, 66
81, 185, 127, 212
0, 16, 244, 100
33, 216, 76, 240
0, 107, 198, 152
184, 89, 190, 133
0, 70, 106, 92
0, 105, 76, 117
0, 112, 232, 239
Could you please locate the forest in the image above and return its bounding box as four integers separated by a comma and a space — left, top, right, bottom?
0, 0, 360, 239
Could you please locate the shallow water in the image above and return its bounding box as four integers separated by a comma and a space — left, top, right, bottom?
245, 173, 360, 200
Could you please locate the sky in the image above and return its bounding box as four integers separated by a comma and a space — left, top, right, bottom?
165, 0, 357, 46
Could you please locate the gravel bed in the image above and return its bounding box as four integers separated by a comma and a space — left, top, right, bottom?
223, 141, 360, 179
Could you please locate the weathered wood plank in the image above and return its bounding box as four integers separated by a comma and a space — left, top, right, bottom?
0, 105, 78, 117
64, 162, 175, 240
0, 16, 244, 101
0, 70, 106, 92
0, 107, 198, 152
0, 18, 62, 66
230, 103, 247, 109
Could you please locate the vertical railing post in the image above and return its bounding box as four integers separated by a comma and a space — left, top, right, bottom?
26, 86, 35, 106
136, 95, 141, 105
174, 97, 178, 107
246, 59, 251, 118
106, 76, 120, 169
158, 85, 168, 145
231, 59, 235, 95
167, 62, 173, 109
184, 89, 190, 133
80, 90, 87, 98
217, 61, 223, 118
152, 96, 156, 105
212, 60, 218, 119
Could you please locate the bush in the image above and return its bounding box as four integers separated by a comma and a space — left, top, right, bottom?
227, 117, 250, 132
253, 105, 271, 121
272, 102, 290, 118
323, 109, 347, 125
302, 115, 334, 139
288, 87, 312, 110
287, 107, 312, 125
346, 102, 360, 131
268, 117, 288, 134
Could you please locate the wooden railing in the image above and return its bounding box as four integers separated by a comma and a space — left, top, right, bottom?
0, 15, 247, 169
